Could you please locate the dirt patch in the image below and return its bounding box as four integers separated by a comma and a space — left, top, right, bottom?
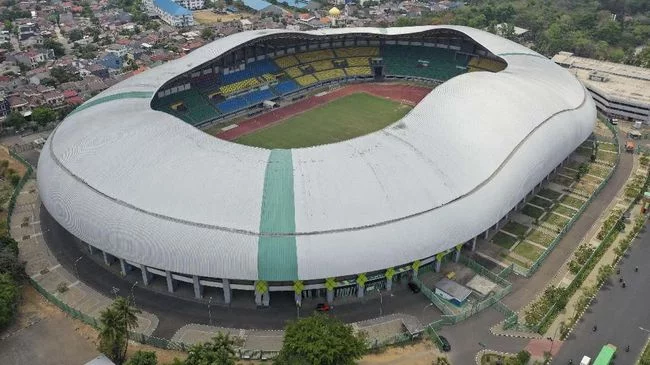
0, 145, 28, 177
359, 340, 444, 365
193, 10, 251, 24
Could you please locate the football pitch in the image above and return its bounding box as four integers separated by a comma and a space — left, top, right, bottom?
233, 93, 412, 149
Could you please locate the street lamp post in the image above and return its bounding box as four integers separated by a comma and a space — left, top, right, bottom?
208, 296, 213, 326
73, 255, 83, 279
130, 281, 138, 306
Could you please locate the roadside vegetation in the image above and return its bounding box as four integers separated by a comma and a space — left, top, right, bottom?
394, 0, 650, 67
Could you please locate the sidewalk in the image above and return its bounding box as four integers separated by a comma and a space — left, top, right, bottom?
545, 152, 646, 338
14, 179, 159, 336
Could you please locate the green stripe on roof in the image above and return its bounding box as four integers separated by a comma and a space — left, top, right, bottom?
70, 91, 153, 115
257, 149, 298, 281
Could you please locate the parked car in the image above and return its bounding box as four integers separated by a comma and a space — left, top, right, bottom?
407, 282, 420, 293
439, 336, 451, 352
316, 303, 331, 312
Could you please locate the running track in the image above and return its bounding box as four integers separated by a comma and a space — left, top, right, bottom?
216, 83, 432, 141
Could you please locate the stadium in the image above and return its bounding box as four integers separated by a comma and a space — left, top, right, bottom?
37, 26, 596, 306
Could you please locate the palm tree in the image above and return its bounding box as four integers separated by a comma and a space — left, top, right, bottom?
98, 307, 126, 364
98, 296, 141, 365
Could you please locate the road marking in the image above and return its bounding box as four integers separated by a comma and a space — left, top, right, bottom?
69, 280, 80, 288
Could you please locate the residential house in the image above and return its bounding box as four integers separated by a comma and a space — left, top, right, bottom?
42, 91, 65, 107
175, 0, 204, 10
0, 91, 9, 118
14, 49, 55, 68
99, 52, 123, 70
8, 96, 31, 117
87, 63, 110, 79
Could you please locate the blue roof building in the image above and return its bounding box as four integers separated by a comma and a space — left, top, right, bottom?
241, 0, 272, 11
152, 0, 195, 27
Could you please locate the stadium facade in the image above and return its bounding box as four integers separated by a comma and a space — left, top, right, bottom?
38, 26, 596, 306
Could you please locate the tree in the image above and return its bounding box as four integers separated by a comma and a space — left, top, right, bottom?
201, 27, 215, 41
274, 314, 367, 365
68, 28, 84, 42
31, 107, 57, 126
5, 112, 26, 129
98, 297, 141, 365
43, 38, 65, 57
126, 351, 157, 365
515, 350, 531, 364
0, 273, 19, 329
597, 264, 614, 285
184, 333, 239, 365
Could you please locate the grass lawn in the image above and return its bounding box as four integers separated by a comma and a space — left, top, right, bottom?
527, 229, 556, 247
588, 164, 612, 178
542, 212, 570, 228
576, 146, 593, 157
502, 221, 529, 237
538, 188, 562, 201
596, 150, 617, 164
522, 204, 545, 219
553, 204, 578, 218
553, 175, 575, 187
530, 196, 553, 208
598, 142, 618, 152
480, 353, 521, 365
560, 195, 586, 209
492, 231, 519, 249
581, 174, 603, 185
512, 241, 545, 262
234, 93, 411, 149
503, 253, 531, 268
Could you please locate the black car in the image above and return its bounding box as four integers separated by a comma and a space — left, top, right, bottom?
407, 282, 420, 293
439, 336, 451, 352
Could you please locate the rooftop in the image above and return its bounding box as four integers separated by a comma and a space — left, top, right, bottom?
434, 278, 472, 301
552, 52, 650, 106
153, 0, 191, 16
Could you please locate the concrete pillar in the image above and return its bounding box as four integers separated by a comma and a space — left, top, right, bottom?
326, 289, 334, 304
471, 236, 477, 251
434, 258, 442, 272
454, 248, 461, 263
262, 291, 270, 306
119, 258, 132, 276
88, 244, 94, 254
254, 291, 262, 306
141, 265, 152, 286
356, 284, 364, 298
222, 279, 231, 304
165, 271, 176, 293
102, 251, 114, 266
192, 275, 203, 299
484, 228, 489, 240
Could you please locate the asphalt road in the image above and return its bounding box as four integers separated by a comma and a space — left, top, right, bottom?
40, 206, 434, 338
553, 224, 650, 365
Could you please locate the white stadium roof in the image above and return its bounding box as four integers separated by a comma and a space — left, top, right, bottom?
38, 26, 595, 282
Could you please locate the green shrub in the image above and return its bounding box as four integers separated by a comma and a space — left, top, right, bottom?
0, 273, 19, 329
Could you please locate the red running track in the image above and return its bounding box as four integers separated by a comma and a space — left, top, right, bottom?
216, 83, 432, 141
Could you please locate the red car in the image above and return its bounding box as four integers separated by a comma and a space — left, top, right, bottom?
316, 303, 332, 312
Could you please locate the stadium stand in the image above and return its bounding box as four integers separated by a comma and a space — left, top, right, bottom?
274, 55, 299, 68
296, 49, 335, 63
334, 47, 379, 58
221, 59, 279, 84
468, 57, 506, 72
310, 59, 335, 71
345, 66, 372, 77
285, 66, 303, 78
314, 68, 346, 81
382, 45, 467, 80
295, 74, 318, 86
155, 88, 219, 126
346, 57, 371, 67
220, 77, 261, 96
216, 88, 276, 114
273, 80, 299, 95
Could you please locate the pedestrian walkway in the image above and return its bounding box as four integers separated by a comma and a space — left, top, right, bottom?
14, 180, 159, 336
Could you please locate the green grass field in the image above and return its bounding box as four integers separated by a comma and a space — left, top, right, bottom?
233, 93, 411, 149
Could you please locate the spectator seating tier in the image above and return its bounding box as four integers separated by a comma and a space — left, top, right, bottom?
345, 66, 372, 77
296, 49, 335, 63
314, 69, 346, 82
295, 74, 318, 86
334, 47, 379, 58
274, 55, 299, 69
382, 45, 467, 81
